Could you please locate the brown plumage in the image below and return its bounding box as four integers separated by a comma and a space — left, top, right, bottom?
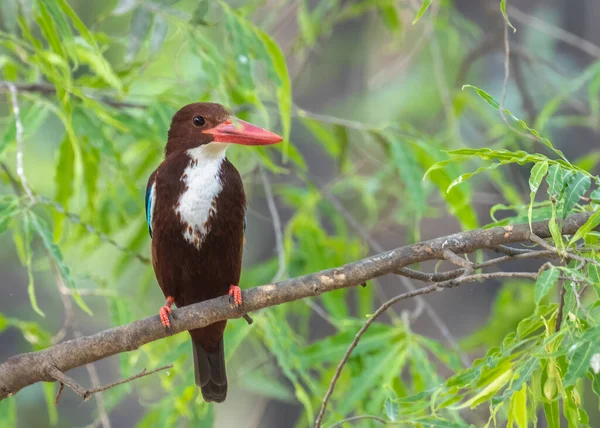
146, 103, 281, 402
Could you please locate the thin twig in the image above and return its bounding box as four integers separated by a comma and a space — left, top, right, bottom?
51, 364, 172, 403
314, 269, 540, 426
508, 7, 600, 59
511, 53, 536, 122
323, 190, 471, 366
54, 383, 64, 406
494, 245, 533, 256
3, 83, 35, 202
555, 278, 567, 332
0, 82, 145, 109
529, 233, 600, 267
328, 414, 388, 427
82, 365, 173, 400
396, 249, 560, 282
499, 14, 511, 125
259, 168, 286, 282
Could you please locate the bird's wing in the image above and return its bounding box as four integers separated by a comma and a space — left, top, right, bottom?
146, 170, 157, 238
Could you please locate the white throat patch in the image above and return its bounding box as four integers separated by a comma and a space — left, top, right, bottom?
175, 143, 228, 248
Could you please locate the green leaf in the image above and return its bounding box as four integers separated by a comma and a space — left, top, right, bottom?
30, 214, 93, 316
385, 395, 399, 422
548, 204, 565, 254
0, 199, 19, 237
546, 164, 565, 198
254, 27, 292, 158
534, 267, 559, 305
150, 15, 168, 54
38, 0, 74, 43
528, 161, 548, 230
55, 135, 75, 210
544, 400, 560, 428
508, 383, 527, 428
191, 0, 210, 25
43, 382, 58, 425
564, 341, 596, 386
500, 0, 516, 32
448, 162, 505, 192
569, 210, 600, 246
412, 0, 432, 24
492, 358, 539, 404
561, 172, 591, 218
0, 397, 17, 426
378, 4, 402, 32
127, 7, 153, 61
462, 86, 571, 164
23, 215, 45, 317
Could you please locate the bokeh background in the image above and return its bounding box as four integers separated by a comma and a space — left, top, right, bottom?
0, 0, 599, 426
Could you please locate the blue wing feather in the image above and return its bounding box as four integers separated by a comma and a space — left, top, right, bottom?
145, 184, 154, 238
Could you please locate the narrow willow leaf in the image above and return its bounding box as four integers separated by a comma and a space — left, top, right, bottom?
55, 135, 74, 209
508, 383, 527, 428
458, 368, 513, 409
35, 0, 68, 59
150, 15, 168, 54
546, 164, 564, 198
500, 0, 516, 32
385, 396, 399, 422
379, 4, 401, 32
447, 162, 505, 192
190, 0, 210, 25
492, 358, 539, 404
0, 396, 17, 426
528, 161, 548, 230
569, 210, 600, 246
412, 0, 432, 24
462, 85, 571, 163
564, 341, 596, 386
43, 382, 58, 425
543, 400, 560, 428
298, 0, 316, 46
38, 0, 74, 42
23, 215, 45, 317
561, 172, 591, 218
55, 0, 121, 89
127, 7, 153, 61
30, 215, 93, 316
0, 200, 19, 237
254, 27, 292, 157
534, 267, 559, 305
548, 204, 564, 254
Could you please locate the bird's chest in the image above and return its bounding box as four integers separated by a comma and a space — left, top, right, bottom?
174, 157, 224, 249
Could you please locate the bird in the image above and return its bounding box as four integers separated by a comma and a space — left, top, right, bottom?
145, 103, 282, 403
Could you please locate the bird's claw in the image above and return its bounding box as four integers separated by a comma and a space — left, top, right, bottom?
159, 305, 174, 329
229, 285, 242, 307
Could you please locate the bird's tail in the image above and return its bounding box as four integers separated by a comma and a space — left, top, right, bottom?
192, 338, 227, 403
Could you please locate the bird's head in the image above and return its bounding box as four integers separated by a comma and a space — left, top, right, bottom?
165, 103, 282, 156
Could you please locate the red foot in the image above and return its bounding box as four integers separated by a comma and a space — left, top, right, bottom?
229, 285, 242, 306
159, 296, 175, 328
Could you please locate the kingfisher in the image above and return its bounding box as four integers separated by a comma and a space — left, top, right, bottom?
145, 103, 282, 402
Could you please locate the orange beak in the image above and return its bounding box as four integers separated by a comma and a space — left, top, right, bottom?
206, 117, 282, 146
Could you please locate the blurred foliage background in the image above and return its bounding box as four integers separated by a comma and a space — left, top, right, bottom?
0, 0, 600, 426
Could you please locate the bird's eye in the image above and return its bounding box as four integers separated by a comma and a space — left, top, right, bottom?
192, 116, 206, 127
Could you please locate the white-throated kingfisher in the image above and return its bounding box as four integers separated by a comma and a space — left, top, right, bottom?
145, 103, 282, 402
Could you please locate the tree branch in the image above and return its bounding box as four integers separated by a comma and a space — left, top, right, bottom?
0, 213, 594, 401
